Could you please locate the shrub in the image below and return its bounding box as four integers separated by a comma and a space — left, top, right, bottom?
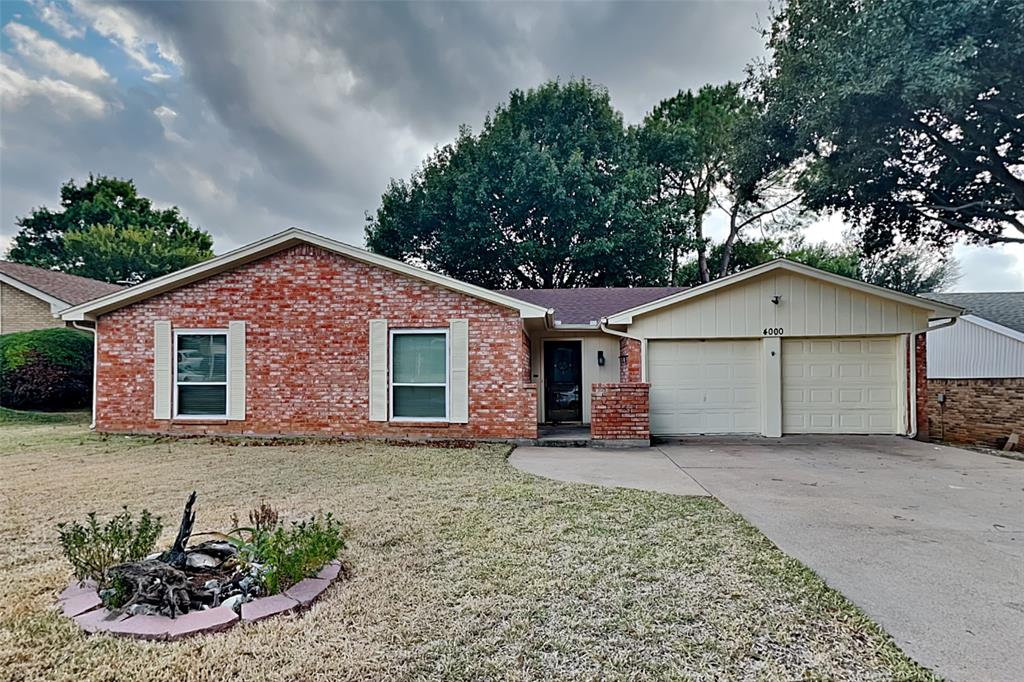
57, 508, 163, 585
227, 504, 346, 594
259, 514, 346, 594
0, 328, 93, 410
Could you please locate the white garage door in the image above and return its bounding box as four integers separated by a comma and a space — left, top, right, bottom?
782, 337, 900, 434
648, 340, 761, 435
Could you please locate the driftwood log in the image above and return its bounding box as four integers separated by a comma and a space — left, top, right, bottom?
105, 493, 245, 618
164, 491, 197, 569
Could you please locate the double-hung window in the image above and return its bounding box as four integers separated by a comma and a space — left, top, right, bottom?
174, 331, 228, 417
390, 329, 448, 420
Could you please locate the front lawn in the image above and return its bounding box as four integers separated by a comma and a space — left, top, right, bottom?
0, 423, 934, 681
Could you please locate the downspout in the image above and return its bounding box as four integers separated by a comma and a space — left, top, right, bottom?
71, 320, 98, 430
599, 318, 647, 382
908, 317, 957, 439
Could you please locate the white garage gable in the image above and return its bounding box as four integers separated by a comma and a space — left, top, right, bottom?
605, 260, 961, 438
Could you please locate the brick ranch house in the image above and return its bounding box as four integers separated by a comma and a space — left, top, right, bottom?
59, 228, 964, 446
0, 260, 122, 334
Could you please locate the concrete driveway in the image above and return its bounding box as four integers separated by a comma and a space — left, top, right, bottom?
510, 437, 1024, 682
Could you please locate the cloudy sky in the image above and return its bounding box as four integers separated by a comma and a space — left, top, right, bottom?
1, 0, 1021, 291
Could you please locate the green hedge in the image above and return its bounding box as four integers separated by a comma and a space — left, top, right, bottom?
0, 328, 93, 411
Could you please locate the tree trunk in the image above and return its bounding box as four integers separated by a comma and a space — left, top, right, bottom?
720, 206, 741, 277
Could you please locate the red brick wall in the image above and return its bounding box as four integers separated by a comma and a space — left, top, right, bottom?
915, 334, 929, 440
927, 378, 1024, 449
95, 244, 537, 440
619, 337, 642, 383
591, 383, 649, 442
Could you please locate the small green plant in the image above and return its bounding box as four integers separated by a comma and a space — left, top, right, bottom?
259, 514, 346, 594
57, 508, 163, 585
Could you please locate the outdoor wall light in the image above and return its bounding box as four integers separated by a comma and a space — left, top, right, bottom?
597, 350, 606, 366
771, 295, 782, 305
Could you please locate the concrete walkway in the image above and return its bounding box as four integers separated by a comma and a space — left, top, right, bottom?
509, 438, 1024, 682
510, 446, 708, 496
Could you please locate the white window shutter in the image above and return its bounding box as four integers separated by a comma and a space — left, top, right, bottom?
227, 321, 246, 420
368, 319, 388, 421
449, 319, 469, 423
153, 320, 172, 420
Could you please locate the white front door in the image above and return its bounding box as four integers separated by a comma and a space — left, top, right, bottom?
782, 337, 900, 434
648, 340, 762, 435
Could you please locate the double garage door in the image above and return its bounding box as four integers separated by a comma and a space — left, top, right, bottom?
649, 337, 901, 435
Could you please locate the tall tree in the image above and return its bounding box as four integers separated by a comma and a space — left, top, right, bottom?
366, 80, 665, 288
677, 235, 958, 294
754, 0, 1024, 251
639, 84, 803, 284
7, 175, 213, 284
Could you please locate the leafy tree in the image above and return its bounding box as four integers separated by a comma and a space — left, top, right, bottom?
7, 175, 213, 284
754, 0, 1024, 251
677, 235, 957, 294
859, 246, 961, 294
366, 80, 666, 288
639, 84, 804, 284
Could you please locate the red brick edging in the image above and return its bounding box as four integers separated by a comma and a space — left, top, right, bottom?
57, 560, 344, 640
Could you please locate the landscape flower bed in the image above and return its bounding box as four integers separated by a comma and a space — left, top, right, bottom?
55, 493, 348, 640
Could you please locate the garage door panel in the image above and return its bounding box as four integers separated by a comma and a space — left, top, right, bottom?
782, 336, 900, 435
649, 340, 761, 435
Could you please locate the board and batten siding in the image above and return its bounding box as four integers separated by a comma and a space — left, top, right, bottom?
927, 316, 1024, 378
627, 272, 931, 339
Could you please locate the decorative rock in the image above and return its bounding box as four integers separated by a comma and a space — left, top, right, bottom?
74, 607, 129, 634
240, 594, 298, 623
185, 552, 220, 569
62, 591, 102, 617
284, 577, 330, 607
315, 561, 341, 581
58, 580, 98, 602
220, 594, 244, 612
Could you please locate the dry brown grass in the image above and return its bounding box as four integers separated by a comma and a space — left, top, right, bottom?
0, 423, 936, 681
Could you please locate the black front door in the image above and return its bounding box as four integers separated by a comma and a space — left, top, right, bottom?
544, 340, 582, 422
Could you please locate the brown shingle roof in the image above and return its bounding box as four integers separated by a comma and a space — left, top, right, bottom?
0, 261, 124, 306
500, 286, 687, 325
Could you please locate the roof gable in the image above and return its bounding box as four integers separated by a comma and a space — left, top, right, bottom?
0, 261, 123, 310
607, 259, 963, 325
59, 229, 551, 321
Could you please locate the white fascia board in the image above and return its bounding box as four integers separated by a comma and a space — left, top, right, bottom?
606, 259, 965, 324
60, 228, 552, 321
956, 314, 1024, 344
0, 272, 70, 314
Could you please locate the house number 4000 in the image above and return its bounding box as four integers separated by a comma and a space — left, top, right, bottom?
763, 327, 784, 336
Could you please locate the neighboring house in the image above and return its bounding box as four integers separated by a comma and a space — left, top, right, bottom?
920, 292, 1024, 449
59, 228, 962, 445
0, 260, 123, 334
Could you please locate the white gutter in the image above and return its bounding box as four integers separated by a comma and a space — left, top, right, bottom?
71, 321, 98, 430
909, 317, 958, 439
599, 318, 647, 382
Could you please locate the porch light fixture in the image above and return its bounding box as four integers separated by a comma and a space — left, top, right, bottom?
771, 295, 782, 305
597, 350, 606, 366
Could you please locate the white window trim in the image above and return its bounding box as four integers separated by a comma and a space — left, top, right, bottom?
173, 328, 230, 420
389, 328, 449, 422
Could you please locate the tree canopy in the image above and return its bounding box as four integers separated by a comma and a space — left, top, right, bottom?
754, 0, 1024, 251
677, 236, 959, 294
7, 175, 213, 285
366, 80, 666, 289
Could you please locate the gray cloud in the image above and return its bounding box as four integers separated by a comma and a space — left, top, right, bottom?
3, 0, 1019, 289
